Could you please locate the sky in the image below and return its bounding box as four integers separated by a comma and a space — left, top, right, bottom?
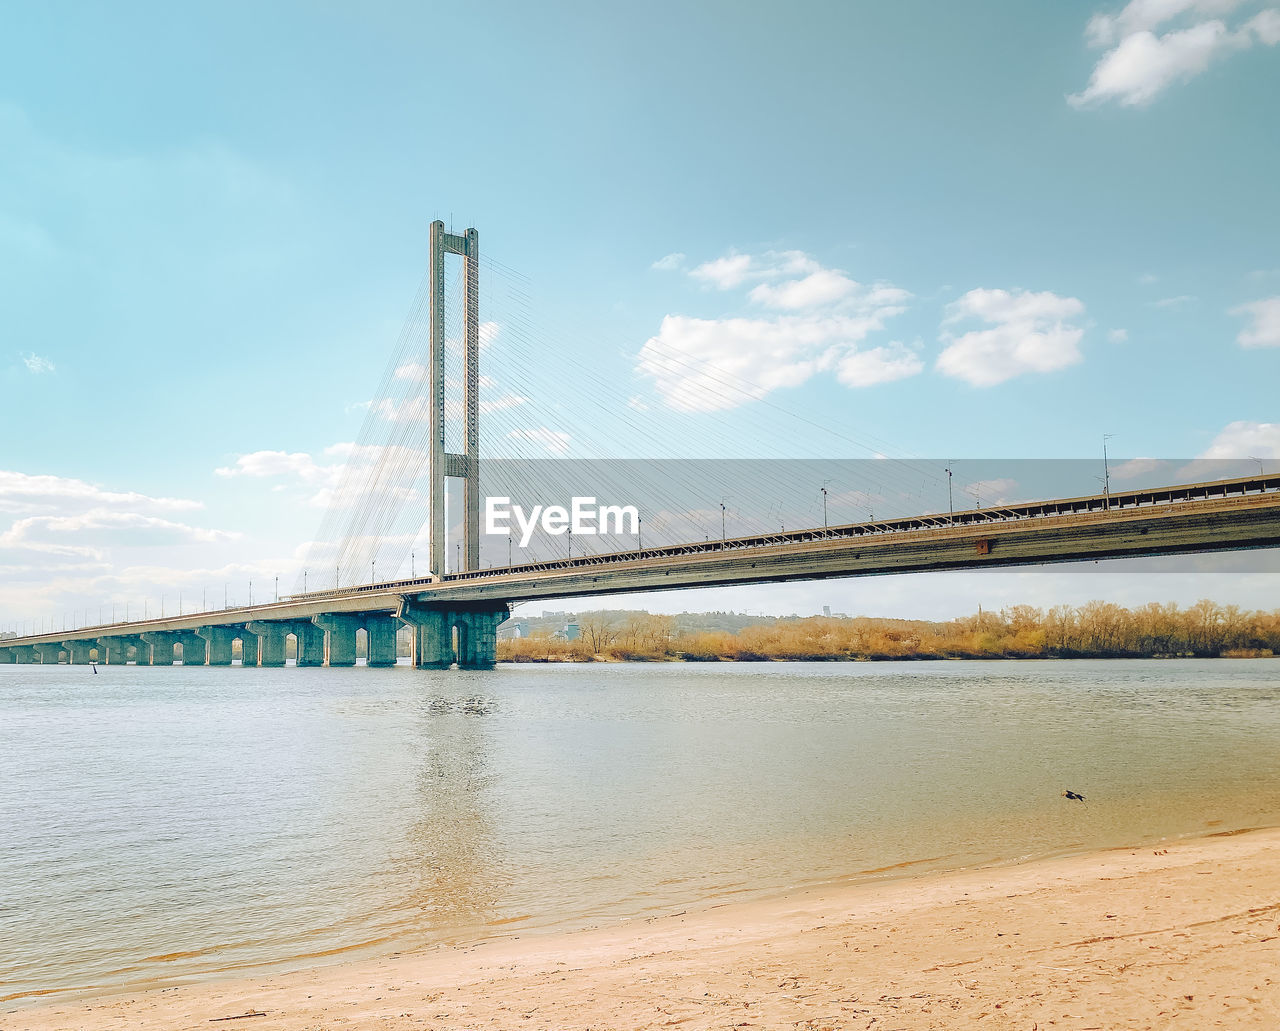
2, 0, 1279, 632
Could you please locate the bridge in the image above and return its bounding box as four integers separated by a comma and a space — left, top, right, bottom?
4, 224, 1280, 669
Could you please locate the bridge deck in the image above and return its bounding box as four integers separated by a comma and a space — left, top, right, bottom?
5, 473, 1280, 648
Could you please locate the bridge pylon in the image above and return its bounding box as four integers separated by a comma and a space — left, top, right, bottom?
427, 220, 481, 576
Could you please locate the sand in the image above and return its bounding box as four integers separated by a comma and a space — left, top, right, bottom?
7, 827, 1280, 1030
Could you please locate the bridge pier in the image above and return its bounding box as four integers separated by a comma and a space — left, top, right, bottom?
196, 626, 236, 666
175, 632, 206, 665
294, 622, 326, 666
0, 648, 14, 663
140, 632, 176, 666
237, 627, 260, 667
398, 600, 508, 670
9, 645, 35, 663
62, 640, 96, 664
313, 614, 358, 666
34, 642, 65, 664
246, 621, 290, 667
311, 613, 398, 666
96, 638, 131, 665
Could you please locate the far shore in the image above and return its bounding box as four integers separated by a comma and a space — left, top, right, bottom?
10, 826, 1280, 1030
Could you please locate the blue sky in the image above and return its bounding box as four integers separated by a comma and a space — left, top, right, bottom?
2, 0, 1279, 629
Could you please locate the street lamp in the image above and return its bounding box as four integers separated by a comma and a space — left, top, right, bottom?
1103, 434, 1114, 510
821, 485, 829, 529
945, 462, 954, 521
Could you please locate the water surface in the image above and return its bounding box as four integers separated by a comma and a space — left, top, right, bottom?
3, 658, 1279, 1007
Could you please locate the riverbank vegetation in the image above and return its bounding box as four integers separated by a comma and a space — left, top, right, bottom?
497, 601, 1280, 662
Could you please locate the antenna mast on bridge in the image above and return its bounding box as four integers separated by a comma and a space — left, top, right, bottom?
428, 220, 480, 576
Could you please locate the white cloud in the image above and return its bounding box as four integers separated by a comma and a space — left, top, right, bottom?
1084, 0, 1243, 47
0, 510, 239, 556
21, 352, 54, 374
1108, 328, 1130, 342
1198, 420, 1280, 458
936, 288, 1086, 387
639, 311, 910, 412
1231, 296, 1280, 347
1070, 2, 1280, 108
690, 253, 755, 289
507, 427, 571, 455
481, 393, 528, 414
963, 478, 1019, 507
640, 248, 914, 410
651, 252, 686, 271
0, 470, 202, 516
215, 449, 340, 484
749, 269, 860, 309
835, 343, 924, 387
1151, 294, 1196, 308
1111, 457, 1168, 480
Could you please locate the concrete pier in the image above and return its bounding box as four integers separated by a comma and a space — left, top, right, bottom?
293, 621, 326, 666
238, 627, 260, 667
140, 632, 176, 666
398, 601, 507, 670
246, 621, 288, 667
34, 642, 65, 664
97, 638, 131, 665
63, 640, 96, 664
0, 648, 14, 663
175, 632, 206, 665
313, 614, 359, 666
196, 626, 236, 666
366, 614, 399, 667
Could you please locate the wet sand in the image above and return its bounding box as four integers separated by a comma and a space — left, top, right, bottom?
7, 827, 1280, 1030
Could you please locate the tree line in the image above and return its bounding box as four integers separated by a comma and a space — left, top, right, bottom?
497, 600, 1280, 662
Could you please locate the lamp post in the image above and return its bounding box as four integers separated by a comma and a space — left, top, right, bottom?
945, 462, 954, 522
1103, 434, 1114, 511
821, 485, 829, 529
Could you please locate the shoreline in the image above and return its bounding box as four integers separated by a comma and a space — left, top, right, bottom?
9, 825, 1280, 1030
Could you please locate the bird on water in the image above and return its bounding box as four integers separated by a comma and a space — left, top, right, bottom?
1062, 789, 1086, 801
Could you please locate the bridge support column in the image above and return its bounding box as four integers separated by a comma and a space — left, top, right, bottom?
295, 622, 326, 666
245, 622, 289, 667
456, 609, 506, 669
10, 646, 35, 663
175, 632, 206, 665
313, 614, 359, 666
366, 614, 399, 667
128, 637, 152, 666
238, 628, 260, 667
397, 600, 508, 670
97, 638, 131, 665
196, 626, 235, 666
62, 640, 95, 664
397, 603, 451, 668
34, 642, 65, 664
140, 632, 176, 666
0, 648, 14, 663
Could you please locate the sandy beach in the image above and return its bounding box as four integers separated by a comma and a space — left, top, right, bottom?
7, 826, 1280, 1031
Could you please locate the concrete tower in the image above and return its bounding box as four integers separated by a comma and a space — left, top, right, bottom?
427, 220, 481, 576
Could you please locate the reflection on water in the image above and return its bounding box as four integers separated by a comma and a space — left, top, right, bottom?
2, 658, 1280, 1007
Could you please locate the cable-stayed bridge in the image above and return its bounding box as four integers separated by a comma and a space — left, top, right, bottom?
5, 224, 1280, 669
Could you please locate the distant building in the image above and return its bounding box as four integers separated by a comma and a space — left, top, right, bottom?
552, 621, 581, 641
497, 618, 529, 640
823, 605, 831, 617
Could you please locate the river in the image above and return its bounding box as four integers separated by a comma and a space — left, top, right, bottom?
3, 658, 1279, 1007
